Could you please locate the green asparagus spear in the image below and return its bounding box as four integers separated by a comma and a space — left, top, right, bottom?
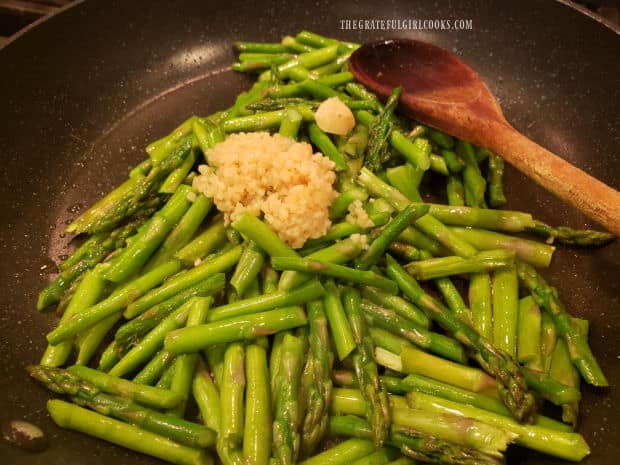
516, 261, 608, 386
165, 306, 308, 354
38, 217, 147, 310
146, 193, 213, 269
491, 266, 519, 358
517, 296, 543, 369
360, 300, 466, 363
40, 269, 106, 367
301, 300, 333, 455
125, 246, 241, 319
406, 391, 590, 461
448, 227, 555, 268
469, 273, 493, 339
242, 344, 272, 465
328, 414, 503, 465
217, 343, 245, 465
356, 204, 429, 270
174, 215, 227, 265
167, 297, 211, 416
272, 333, 305, 465
343, 287, 390, 447
526, 220, 615, 246
297, 438, 376, 465
363, 87, 402, 172
330, 391, 513, 457
133, 349, 175, 385
323, 280, 357, 361
361, 287, 430, 329
47, 260, 181, 344
386, 255, 536, 423
115, 274, 225, 350
47, 400, 213, 465
29, 365, 215, 448
104, 185, 194, 282
486, 153, 507, 207
206, 279, 324, 322
66, 365, 182, 409
404, 249, 515, 280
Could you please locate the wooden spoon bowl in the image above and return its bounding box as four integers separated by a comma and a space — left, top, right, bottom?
350, 39, 620, 235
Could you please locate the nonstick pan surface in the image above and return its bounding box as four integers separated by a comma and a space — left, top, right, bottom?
0, 1, 618, 464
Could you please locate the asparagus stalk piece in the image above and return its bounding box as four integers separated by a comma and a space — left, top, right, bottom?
363, 87, 403, 172
517, 261, 608, 386
273, 333, 305, 465
361, 300, 466, 363
491, 266, 519, 358
125, 245, 242, 319
271, 256, 398, 293
301, 300, 333, 455
192, 357, 221, 433
518, 296, 543, 369
469, 273, 493, 339
47, 400, 213, 465
486, 152, 507, 207
446, 174, 466, 206
297, 438, 376, 465
330, 390, 513, 457
165, 306, 308, 354
356, 204, 430, 270
115, 274, 225, 350
167, 298, 211, 417
526, 220, 615, 246
329, 415, 503, 465
40, 269, 106, 367
133, 349, 174, 385
540, 311, 558, 373
342, 287, 390, 447
358, 168, 535, 232
386, 163, 424, 202
109, 298, 207, 378
386, 255, 536, 423
406, 391, 590, 461
77, 312, 123, 367
448, 227, 555, 268
174, 215, 227, 265
323, 280, 357, 360
206, 279, 324, 322
435, 277, 471, 322
47, 260, 181, 344
218, 343, 245, 465
550, 337, 582, 427
361, 287, 430, 329
230, 240, 265, 297
243, 344, 272, 465
104, 185, 194, 283
376, 346, 498, 396
404, 249, 515, 280
29, 365, 215, 448
67, 365, 182, 409
38, 217, 146, 310
279, 237, 364, 291
146, 193, 213, 269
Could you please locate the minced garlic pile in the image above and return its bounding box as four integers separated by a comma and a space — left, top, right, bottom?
193, 132, 338, 249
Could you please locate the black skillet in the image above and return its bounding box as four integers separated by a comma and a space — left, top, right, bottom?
0, 1, 618, 464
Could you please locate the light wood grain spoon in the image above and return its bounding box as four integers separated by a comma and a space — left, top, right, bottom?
349, 39, 620, 235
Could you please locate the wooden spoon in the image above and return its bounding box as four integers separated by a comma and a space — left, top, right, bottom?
349, 39, 620, 235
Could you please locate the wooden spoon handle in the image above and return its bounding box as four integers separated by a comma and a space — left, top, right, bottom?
489, 122, 620, 235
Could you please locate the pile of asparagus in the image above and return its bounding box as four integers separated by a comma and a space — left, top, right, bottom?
32, 31, 614, 465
